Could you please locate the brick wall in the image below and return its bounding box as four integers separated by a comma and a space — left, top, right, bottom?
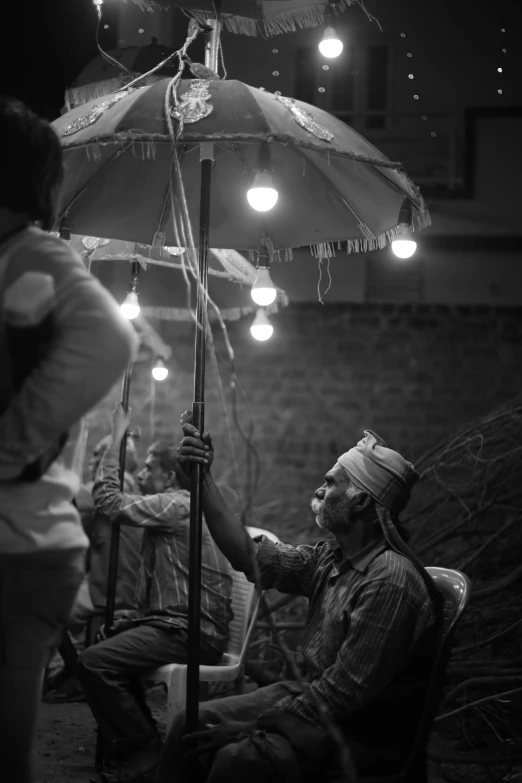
85, 303, 522, 540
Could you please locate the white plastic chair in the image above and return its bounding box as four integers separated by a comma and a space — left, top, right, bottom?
147, 526, 279, 732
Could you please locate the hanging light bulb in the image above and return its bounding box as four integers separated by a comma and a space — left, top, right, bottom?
391, 199, 417, 259
120, 292, 140, 320
250, 309, 274, 341
120, 262, 141, 319
318, 6, 343, 59
247, 142, 279, 213
152, 358, 168, 381
251, 253, 277, 306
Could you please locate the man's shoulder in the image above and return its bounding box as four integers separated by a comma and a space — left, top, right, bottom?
367, 549, 429, 593
6, 227, 85, 272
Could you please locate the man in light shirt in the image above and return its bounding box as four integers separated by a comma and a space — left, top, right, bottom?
0, 96, 137, 783
77, 405, 233, 782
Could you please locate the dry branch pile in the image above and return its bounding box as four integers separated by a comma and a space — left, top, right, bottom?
406, 395, 522, 773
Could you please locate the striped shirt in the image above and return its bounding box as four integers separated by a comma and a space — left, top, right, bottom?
255, 536, 436, 734
93, 453, 233, 654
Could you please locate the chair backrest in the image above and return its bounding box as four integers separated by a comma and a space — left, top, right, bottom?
226, 567, 259, 659
246, 525, 280, 543
402, 567, 471, 774
223, 526, 279, 661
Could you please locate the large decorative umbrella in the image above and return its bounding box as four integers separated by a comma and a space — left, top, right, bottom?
130, 0, 370, 36
54, 79, 428, 254
64, 38, 176, 111
53, 69, 429, 738
72, 236, 287, 319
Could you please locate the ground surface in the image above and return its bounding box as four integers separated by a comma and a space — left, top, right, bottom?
35, 690, 522, 783
35, 687, 168, 783
34, 686, 457, 783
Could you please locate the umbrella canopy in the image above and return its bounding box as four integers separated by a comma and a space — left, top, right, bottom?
71, 236, 288, 320
53, 78, 429, 258
64, 39, 176, 111
130, 0, 365, 36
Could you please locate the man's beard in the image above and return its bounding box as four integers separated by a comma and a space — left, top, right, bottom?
311, 494, 353, 532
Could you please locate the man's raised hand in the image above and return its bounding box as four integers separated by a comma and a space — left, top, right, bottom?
178, 410, 214, 471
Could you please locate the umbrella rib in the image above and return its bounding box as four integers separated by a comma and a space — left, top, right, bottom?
56, 143, 133, 228
364, 160, 420, 202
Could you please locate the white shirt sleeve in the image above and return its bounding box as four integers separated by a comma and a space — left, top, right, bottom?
0, 229, 138, 480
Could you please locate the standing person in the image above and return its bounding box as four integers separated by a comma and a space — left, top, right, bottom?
154, 420, 441, 783
0, 97, 138, 783
77, 405, 233, 783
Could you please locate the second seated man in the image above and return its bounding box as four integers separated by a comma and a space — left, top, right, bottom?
77, 405, 233, 782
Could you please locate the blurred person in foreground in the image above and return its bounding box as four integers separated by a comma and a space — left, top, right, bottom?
76, 405, 233, 783
155, 418, 442, 783
44, 434, 142, 702
0, 97, 137, 783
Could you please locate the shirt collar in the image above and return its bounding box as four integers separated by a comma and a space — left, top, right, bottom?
327, 537, 388, 573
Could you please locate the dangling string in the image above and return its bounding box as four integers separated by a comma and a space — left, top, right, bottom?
94, 1, 134, 78
150, 369, 156, 441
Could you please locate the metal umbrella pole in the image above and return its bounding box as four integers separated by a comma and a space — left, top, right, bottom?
185, 6, 221, 734
104, 260, 140, 631
95, 263, 137, 770
94, 367, 132, 770
104, 366, 132, 629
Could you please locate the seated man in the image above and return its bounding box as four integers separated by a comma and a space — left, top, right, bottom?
77, 406, 233, 782
155, 419, 441, 783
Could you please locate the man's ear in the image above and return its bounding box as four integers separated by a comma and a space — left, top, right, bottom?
353, 492, 372, 513
165, 470, 177, 489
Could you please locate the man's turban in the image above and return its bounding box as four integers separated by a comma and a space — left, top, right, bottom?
337, 430, 419, 514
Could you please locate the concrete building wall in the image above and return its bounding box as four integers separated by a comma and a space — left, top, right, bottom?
85, 302, 522, 538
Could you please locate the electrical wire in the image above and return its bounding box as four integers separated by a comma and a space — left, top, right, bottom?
94, 2, 135, 78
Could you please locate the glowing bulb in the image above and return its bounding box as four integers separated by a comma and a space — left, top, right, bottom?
93, 0, 104, 5
250, 310, 273, 341
120, 291, 140, 319
152, 359, 168, 381
251, 267, 277, 306
247, 171, 279, 212
319, 27, 343, 58
391, 226, 417, 259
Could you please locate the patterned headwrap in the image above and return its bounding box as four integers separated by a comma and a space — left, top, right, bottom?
337, 430, 419, 514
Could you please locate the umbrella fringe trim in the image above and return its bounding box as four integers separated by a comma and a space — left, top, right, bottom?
64, 76, 164, 111
83, 140, 158, 162
89, 251, 261, 283
141, 298, 287, 322
309, 212, 431, 258
140, 1, 357, 37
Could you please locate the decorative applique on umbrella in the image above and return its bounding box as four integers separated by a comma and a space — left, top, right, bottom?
53, 77, 430, 259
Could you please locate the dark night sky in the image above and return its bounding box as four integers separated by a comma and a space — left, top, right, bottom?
3, 1, 101, 118
2, 0, 520, 120
2, 0, 192, 119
